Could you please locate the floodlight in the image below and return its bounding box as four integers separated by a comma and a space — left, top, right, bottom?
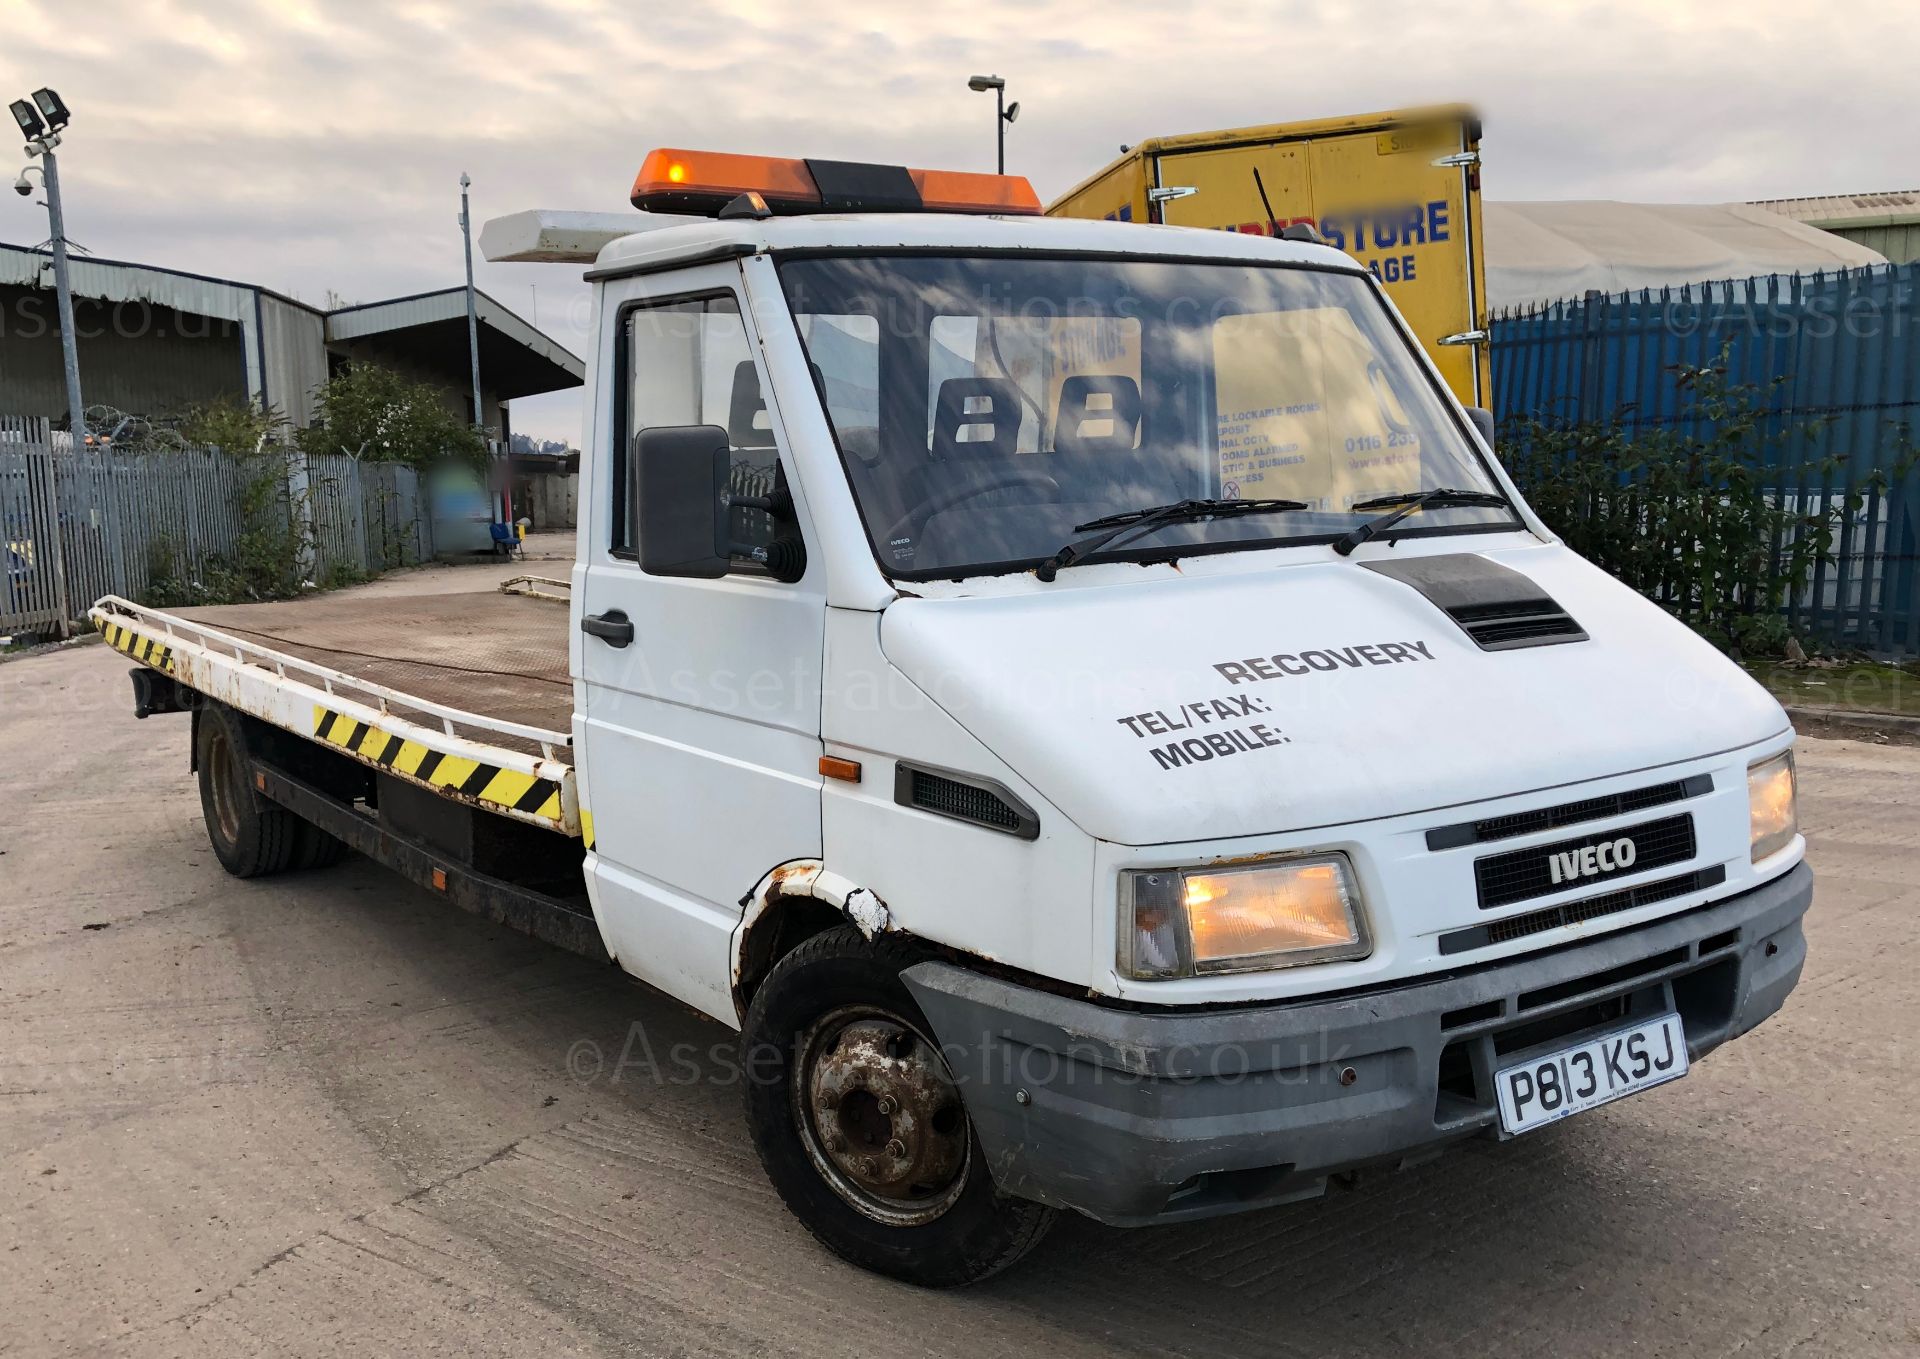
9, 99, 46, 140
31, 88, 70, 131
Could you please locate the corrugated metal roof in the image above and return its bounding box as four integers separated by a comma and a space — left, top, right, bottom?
0, 245, 583, 407
1750, 192, 1920, 230
0, 240, 303, 322
324, 287, 582, 379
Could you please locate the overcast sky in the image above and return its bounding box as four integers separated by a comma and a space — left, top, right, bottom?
2, 0, 1910, 442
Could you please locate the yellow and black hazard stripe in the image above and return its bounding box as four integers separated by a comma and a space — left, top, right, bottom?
311, 704, 564, 822
97, 618, 175, 674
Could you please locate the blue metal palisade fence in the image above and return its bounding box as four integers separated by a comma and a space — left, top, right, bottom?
1490, 263, 1920, 657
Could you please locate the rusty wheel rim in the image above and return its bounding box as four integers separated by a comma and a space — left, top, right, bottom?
205, 725, 244, 846
793, 1005, 971, 1226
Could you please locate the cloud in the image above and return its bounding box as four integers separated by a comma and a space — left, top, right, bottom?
0, 0, 1909, 440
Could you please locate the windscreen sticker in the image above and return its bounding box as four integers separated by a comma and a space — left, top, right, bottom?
1212, 308, 1422, 507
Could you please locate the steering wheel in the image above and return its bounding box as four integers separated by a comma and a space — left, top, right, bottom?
885, 470, 1060, 546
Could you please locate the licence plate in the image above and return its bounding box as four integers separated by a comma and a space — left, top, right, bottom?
1494, 1012, 1689, 1135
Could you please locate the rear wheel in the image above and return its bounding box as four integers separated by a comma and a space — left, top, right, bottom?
741, 926, 1055, 1286
290, 820, 352, 870
195, 706, 298, 878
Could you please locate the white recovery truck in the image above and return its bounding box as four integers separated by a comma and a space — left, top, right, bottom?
95, 148, 1811, 1286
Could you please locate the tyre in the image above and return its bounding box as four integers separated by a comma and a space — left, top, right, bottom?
195, 705, 298, 878
290, 819, 352, 870
741, 926, 1055, 1286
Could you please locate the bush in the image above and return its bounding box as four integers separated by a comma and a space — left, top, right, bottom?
1502, 358, 1861, 656
173, 394, 287, 454
139, 447, 307, 607
299, 364, 488, 469
119, 373, 470, 611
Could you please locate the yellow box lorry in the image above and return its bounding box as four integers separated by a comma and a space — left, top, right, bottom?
1049, 105, 1490, 408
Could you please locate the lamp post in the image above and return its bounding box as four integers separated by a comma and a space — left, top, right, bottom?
966, 74, 1019, 174
10, 88, 85, 446
458, 173, 514, 527
458, 173, 485, 438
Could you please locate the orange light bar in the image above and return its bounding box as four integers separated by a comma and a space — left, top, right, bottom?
631, 147, 1042, 218
633, 148, 821, 213
909, 167, 1041, 215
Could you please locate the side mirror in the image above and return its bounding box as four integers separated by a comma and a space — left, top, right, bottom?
1466, 406, 1496, 452
634, 424, 730, 578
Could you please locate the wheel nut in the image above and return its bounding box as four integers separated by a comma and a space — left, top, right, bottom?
885, 1138, 907, 1157
825, 1134, 844, 1153
876, 1095, 898, 1116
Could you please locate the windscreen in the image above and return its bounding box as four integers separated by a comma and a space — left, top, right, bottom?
778, 254, 1514, 578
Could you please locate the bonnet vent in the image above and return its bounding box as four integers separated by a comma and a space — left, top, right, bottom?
893, 763, 1040, 840
1363, 555, 1588, 652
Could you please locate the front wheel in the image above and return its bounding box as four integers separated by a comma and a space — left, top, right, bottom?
741, 926, 1055, 1286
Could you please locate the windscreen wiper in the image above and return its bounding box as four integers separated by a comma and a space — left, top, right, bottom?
1035, 498, 1309, 582
1329, 487, 1512, 558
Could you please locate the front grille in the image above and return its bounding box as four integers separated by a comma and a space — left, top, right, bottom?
892, 763, 1039, 840
1475, 813, 1696, 909
1439, 865, 1727, 955
1450, 600, 1589, 650
1427, 773, 1712, 850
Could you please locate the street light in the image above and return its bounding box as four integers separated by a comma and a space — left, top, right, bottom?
11, 86, 86, 448
458, 173, 485, 439
967, 74, 1018, 174
10, 86, 84, 634
457, 172, 508, 524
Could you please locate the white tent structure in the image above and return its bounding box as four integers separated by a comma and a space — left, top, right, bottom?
1483, 201, 1888, 311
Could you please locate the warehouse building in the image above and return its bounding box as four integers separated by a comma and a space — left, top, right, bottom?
0, 242, 582, 436
1749, 191, 1920, 265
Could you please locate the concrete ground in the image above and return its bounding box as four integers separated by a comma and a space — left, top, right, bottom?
1, 584, 1915, 1355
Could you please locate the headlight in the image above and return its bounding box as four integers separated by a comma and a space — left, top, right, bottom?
1748, 750, 1798, 863
1120, 854, 1370, 979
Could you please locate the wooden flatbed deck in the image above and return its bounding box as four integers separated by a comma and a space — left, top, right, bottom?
176, 588, 574, 761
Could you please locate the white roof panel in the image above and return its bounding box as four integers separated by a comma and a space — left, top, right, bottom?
479, 209, 697, 264
587, 210, 1361, 276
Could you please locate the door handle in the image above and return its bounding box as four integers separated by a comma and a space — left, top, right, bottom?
580, 609, 635, 648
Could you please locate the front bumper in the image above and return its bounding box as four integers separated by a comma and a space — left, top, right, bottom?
904, 861, 1811, 1226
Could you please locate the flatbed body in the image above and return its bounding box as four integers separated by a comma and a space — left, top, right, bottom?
91, 586, 580, 836
172, 591, 574, 745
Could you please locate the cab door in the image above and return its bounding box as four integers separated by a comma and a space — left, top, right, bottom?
574, 262, 825, 1022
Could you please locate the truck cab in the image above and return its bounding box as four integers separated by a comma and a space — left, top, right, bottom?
492, 150, 1809, 1282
